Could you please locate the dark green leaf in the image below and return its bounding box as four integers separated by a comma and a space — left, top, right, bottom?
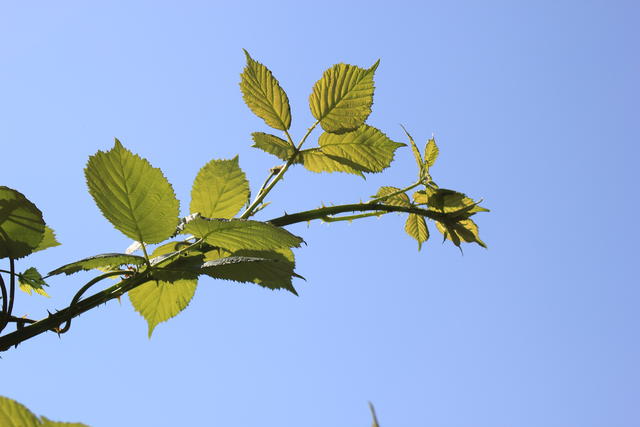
190, 156, 249, 219
48, 253, 146, 276
85, 139, 180, 244
0, 186, 45, 259
240, 50, 291, 130
309, 60, 379, 134
18, 267, 49, 297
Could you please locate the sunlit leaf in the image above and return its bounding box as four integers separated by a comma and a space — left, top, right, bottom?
309, 60, 379, 134
183, 216, 303, 251
298, 148, 365, 176
369, 402, 380, 427
0, 396, 89, 427
436, 219, 486, 248
32, 226, 60, 253
424, 137, 439, 168
0, 186, 45, 259
251, 132, 294, 161
18, 267, 49, 297
401, 125, 424, 178
85, 139, 180, 244
129, 278, 198, 337
427, 188, 488, 215
405, 213, 429, 250
240, 50, 291, 130
190, 156, 249, 219
318, 125, 404, 173
48, 253, 146, 276
373, 186, 410, 207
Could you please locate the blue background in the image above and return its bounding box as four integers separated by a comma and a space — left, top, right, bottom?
1, 1, 638, 426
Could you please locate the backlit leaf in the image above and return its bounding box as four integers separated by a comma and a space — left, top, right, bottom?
298, 149, 365, 176
318, 125, 404, 173
373, 186, 410, 207
85, 139, 180, 244
436, 219, 486, 248
240, 50, 291, 130
129, 278, 197, 337
32, 226, 60, 253
401, 125, 424, 178
427, 189, 488, 215
0, 397, 89, 427
190, 156, 249, 219
251, 132, 294, 161
183, 216, 303, 251
48, 253, 146, 276
405, 213, 429, 250
18, 267, 49, 297
309, 60, 379, 134
424, 138, 439, 168
0, 186, 45, 259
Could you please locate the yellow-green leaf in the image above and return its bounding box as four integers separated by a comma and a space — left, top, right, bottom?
373, 186, 411, 207
401, 125, 425, 178
32, 226, 60, 253
318, 125, 405, 173
129, 278, 198, 337
48, 253, 146, 276
298, 149, 365, 176
309, 60, 379, 134
0, 186, 45, 259
0, 396, 89, 427
184, 216, 303, 252
190, 156, 249, 219
405, 213, 429, 250
427, 188, 488, 214
424, 138, 439, 168
240, 50, 291, 130
18, 267, 49, 297
85, 139, 180, 244
251, 132, 294, 161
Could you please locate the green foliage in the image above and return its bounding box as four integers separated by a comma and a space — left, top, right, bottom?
0, 186, 46, 259
240, 49, 291, 131
190, 156, 250, 219
0, 51, 488, 350
0, 396, 89, 427
309, 60, 379, 134
85, 139, 180, 245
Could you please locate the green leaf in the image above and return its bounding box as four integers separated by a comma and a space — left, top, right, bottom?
436, 219, 486, 248
318, 125, 405, 173
85, 139, 180, 244
373, 186, 411, 207
297, 149, 364, 176
309, 60, 379, 134
205, 248, 299, 294
19, 267, 49, 297
251, 132, 294, 161
400, 125, 425, 178
0, 186, 46, 259
32, 226, 60, 253
129, 278, 198, 337
424, 137, 439, 168
405, 213, 429, 250
184, 216, 303, 252
190, 156, 249, 219
427, 189, 488, 215
0, 396, 89, 427
369, 402, 380, 427
240, 50, 291, 130
48, 253, 146, 276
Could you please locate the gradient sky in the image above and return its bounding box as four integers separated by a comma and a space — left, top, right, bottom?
1, 2, 638, 426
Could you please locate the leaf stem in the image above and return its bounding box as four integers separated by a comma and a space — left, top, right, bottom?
368, 181, 422, 204
0, 273, 8, 333
240, 120, 320, 219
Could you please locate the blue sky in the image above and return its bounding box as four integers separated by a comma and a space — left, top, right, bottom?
1, 1, 638, 426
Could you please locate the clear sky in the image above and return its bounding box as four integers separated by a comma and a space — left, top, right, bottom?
1, 1, 638, 426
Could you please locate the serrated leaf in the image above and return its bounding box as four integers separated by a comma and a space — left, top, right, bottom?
405, 213, 429, 250
0, 396, 89, 427
190, 156, 249, 219
32, 226, 60, 253
0, 186, 46, 259
436, 219, 486, 248
401, 125, 425, 178
48, 253, 146, 276
184, 216, 303, 251
318, 125, 405, 173
373, 186, 411, 207
129, 278, 197, 337
18, 267, 49, 297
424, 138, 439, 168
85, 139, 180, 244
427, 189, 488, 215
297, 148, 364, 176
240, 50, 291, 130
309, 60, 379, 134
251, 132, 294, 161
